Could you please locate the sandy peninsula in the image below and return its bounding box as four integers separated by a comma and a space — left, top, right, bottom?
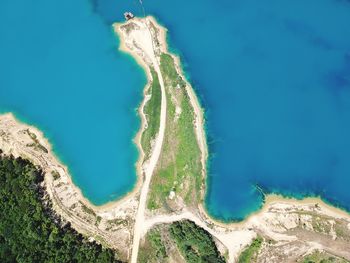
1, 15, 350, 263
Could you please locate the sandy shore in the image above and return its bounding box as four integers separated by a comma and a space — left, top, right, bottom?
114, 16, 350, 262
2, 15, 350, 263
142, 16, 350, 223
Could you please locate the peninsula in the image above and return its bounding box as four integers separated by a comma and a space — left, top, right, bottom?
1, 16, 350, 263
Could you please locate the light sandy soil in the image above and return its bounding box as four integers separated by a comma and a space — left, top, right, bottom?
1, 16, 350, 263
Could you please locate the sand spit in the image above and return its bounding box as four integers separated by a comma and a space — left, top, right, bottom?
114, 16, 350, 262
114, 17, 168, 263
1, 16, 350, 263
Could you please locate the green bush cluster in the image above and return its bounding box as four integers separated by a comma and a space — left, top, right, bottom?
141, 67, 162, 159
148, 230, 167, 259
238, 236, 263, 263
169, 220, 225, 263
138, 229, 167, 263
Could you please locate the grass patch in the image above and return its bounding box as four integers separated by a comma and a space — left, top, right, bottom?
25, 129, 48, 153
138, 229, 167, 263
96, 216, 102, 226
238, 236, 263, 263
300, 250, 349, 263
147, 53, 202, 209
147, 163, 177, 210
159, 54, 186, 88
148, 229, 167, 259
79, 201, 96, 217
334, 223, 350, 241
141, 67, 162, 159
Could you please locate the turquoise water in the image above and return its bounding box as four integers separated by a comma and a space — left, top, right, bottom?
1, 0, 350, 221
0, 0, 146, 205
98, 0, 350, 221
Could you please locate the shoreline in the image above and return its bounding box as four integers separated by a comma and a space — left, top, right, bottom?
2, 16, 350, 262
0, 112, 137, 211
1, 14, 350, 263
114, 17, 170, 263
203, 186, 350, 225
1, 16, 350, 223
135, 16, 350, 226
203, 194, 350, 229
0, 19, 155, 213
2, 109, 349, 222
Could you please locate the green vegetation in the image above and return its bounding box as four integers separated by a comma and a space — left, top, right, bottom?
139, 220, 224, 263
147, 53, 202, 210
80, 201, 96, 217
52, 170, 60, 180
0, 154, 120, 263
141, 67, 162, 159
238, 236, 263, 263
147, 229, 167, 259
138, 229, 167, 263
301, 250, 349, 263
169, 220, 225, 263
177, 90, 203, 201
96, 216, 102, 225
25, 129, 48, 153
158, 53, 186, 88
334, 223, 350, 241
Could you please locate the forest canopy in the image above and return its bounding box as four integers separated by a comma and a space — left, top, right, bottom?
169, 220, 226, 263
0, 154, 120, 263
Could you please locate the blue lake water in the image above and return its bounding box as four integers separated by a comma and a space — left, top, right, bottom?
0, 0, 146, 205
1, 0, 350, 221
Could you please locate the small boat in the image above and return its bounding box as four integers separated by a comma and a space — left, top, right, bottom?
124, 12, 135, 21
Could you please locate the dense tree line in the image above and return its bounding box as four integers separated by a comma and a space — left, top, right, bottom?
169, 220, 226, 263
0, 154, 120, 263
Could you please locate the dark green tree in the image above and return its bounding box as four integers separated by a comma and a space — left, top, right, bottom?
169, 220, 226, 263
0, 154, 121, 263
